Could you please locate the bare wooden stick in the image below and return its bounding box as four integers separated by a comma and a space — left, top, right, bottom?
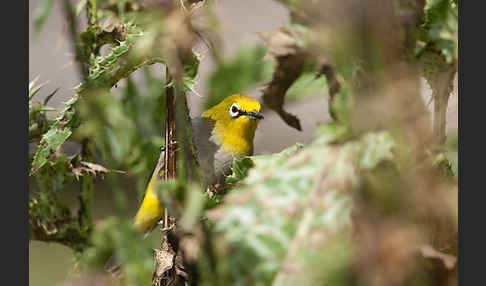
164, 65, 177, 231
152, 66, 179, 286
432, 64, 457, 144
165, 66, 177, 181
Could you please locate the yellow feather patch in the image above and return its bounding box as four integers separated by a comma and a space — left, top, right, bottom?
134, 175, 164, 232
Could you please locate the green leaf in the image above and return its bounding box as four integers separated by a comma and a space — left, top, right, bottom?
167, 50, 201, 94
75, 23, 163, 94
29, 78, 37, 92
310, 122, 350, 145
285, 71, 328, 102
418, 0, 458, 63
76, 88, 138, 165
183, 51, 201, 94
33, 0, 56, 37
225, 157, 255, 184
274, 142, 304, 158
81, 217, 153, 286
31, 127, 72, 173
424, 0, 451, 27
29, 79, 48, 100
180, 184, 206, 230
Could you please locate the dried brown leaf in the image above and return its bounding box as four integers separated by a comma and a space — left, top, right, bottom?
260, 27, 342, 129
71, 161, 126, 180
80, 161, 109, 173
152, 238, 177, 286
259, 27, 303, 58
153, 248, 175, 277
260, 27, 307, 131
419, 244, 457, 270
72, 167, 84, 181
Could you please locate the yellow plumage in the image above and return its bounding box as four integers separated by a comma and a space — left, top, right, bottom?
134, 94, 263, 234
133, 170, 165, 233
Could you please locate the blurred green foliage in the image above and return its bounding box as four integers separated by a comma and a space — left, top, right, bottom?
82, 217, 153, 285
33, 0, 56, 37
210, 128, 395, 284
285, 71, 328, 102
418, 0, 458, 63
445, 131, 458, 176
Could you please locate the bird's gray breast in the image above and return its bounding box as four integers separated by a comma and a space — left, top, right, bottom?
191, 117, 234, 186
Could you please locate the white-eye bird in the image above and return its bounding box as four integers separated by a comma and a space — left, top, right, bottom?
133, 94, 263, 234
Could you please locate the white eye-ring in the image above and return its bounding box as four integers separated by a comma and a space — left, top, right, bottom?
229, 103, 240, 118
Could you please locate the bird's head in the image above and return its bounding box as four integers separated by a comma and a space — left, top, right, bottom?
202, 94, 263, 155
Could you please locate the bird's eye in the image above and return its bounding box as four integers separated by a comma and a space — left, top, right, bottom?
229, 103, 240, 118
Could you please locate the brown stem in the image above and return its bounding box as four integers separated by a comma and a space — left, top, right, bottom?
165, 66, 178, 181
432, 64, 457, 144
77, 138, 94, 232
152, 66, 181, 286
154, 66, 202, 286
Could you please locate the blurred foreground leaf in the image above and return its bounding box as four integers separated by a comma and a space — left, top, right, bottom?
208, 122, 456, 285
445, 132, 458, 177
285, 71, 328, 102
419, 0, 458, 63
81, 217, 153, 286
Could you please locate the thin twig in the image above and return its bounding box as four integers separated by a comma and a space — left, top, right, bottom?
165, 67, 178, 181
153, 65, 179, 286
77, 138, 94, 232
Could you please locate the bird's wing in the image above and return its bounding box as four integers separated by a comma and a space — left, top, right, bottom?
192, 116, 236, 186
151, 148, 166, 181
192, 116, 221, 185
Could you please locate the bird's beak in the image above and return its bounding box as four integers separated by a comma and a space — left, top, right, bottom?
246, 110, 264, 120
